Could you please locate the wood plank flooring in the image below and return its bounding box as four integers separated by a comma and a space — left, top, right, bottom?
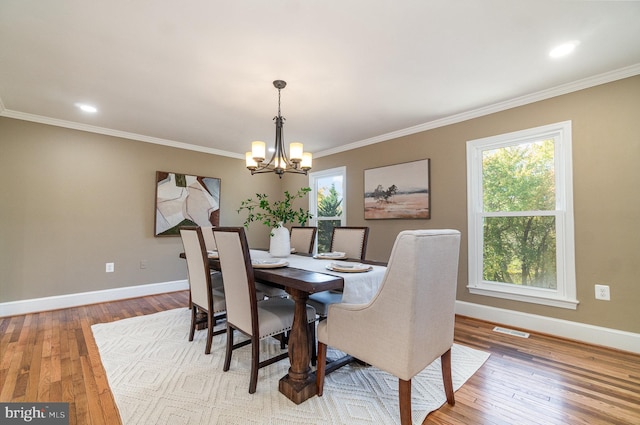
1, 291, 639, 424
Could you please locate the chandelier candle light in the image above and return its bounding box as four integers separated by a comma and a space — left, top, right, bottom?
246, 80, 312, 177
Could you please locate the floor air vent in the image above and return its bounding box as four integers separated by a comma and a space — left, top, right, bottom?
493, 326, 530, 338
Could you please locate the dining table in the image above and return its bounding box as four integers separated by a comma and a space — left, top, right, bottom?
187, 249, 387, 404
248, 250, 387, 404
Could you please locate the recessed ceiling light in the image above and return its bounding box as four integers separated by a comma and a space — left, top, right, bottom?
75, 103, 98, 113
549, 41, 580, 58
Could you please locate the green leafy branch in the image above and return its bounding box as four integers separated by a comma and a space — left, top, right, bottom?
237, 187, 312, 230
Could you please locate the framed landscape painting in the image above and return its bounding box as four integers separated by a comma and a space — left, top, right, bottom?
364, 159, 430, 219
154, 171, 221, 236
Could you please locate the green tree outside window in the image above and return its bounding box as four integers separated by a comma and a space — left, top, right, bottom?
316, 183, 342, 253
482, 139, 557, 288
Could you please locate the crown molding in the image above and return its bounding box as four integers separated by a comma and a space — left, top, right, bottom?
2, 64, 639, 159
314, 63, 640, 158
0, 109, 244, 159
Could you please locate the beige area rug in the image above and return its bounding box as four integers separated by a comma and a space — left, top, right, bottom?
92, 308, 489, 425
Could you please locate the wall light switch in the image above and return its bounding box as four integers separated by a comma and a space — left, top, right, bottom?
106, 262, 115, 273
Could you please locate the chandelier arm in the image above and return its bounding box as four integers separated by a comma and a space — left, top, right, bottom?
247, 79, 309, 177
251, 168, 308, 176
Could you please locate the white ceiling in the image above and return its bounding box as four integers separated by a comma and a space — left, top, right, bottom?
1, 1, 640, 159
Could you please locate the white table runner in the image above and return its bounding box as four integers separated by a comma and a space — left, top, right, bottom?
250, 250, 387, 304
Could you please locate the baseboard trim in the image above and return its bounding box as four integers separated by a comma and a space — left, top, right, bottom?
456, 300, 640, 354
0, 280, 189, 318
3, 288, 638, 353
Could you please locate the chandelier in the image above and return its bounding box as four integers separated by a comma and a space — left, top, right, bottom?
246, 80, 312, 177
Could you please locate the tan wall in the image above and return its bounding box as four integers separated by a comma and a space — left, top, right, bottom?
2, 76, 639, 334
0, 118, 280, 302
304, 76, 640, 333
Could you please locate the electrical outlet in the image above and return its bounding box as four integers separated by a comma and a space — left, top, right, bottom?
140, 260, 148, 269
106, 262, 115, 273
595, 284, 610, 300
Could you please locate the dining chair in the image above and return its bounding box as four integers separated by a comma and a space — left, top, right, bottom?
316, 229, 461, 425
198, 225, 215, 251
200, 225, 225, 292
205, 221, 280, 299
306, 226, 370, 319
179, 226, 226, 355
290, 226, 317, 254
330, 226, 369, 261
212, 227, 317, 394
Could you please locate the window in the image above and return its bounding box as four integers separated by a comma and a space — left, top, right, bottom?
309, 167, 346, 254
466, 121, 578, 309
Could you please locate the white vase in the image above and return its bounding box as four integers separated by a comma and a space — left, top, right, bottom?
269, 222, 290, 257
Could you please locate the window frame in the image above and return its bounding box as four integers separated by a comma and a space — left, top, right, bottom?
308, 166, 346, 254
466, 121, 578, 309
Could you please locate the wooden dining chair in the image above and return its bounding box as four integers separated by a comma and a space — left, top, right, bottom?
200, 225, 218, 252
200, 225, 225, 292
330, 226, 369, 261
179, 226, 226, 354
212, 227, 317, 394
316, 229, 461, 425
252, 224, 291, 299
290, 226, 317, 254
205, 222, 281, 299
307, 226, 370, 319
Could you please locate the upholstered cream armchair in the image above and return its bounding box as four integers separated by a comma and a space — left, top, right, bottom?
316, 229, 461, 425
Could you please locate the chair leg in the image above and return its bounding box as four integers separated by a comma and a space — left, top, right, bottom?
441, 348, 455, 405
249, 335, 260, 394
189, 306, 196, 342
223, 326, 233, 372
316, 342, 327, 396
204, 310, 213, 355
399, 378, 412, 425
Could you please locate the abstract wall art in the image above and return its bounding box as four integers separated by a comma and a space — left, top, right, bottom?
154, 171, 221, 236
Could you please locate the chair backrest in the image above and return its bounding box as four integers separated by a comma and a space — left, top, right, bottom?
179, 226, 212, 309
368, 229, 460, 379
212, 227, 258, 336
290, 226, 317, 254
330, 226, 369, 260
200, 225, 217, 251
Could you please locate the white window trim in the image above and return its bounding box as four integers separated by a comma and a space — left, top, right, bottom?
466, 121, 579, 309
308, 165, 347, 226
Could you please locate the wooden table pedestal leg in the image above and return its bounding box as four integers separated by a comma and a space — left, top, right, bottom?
278, 288, 317, 404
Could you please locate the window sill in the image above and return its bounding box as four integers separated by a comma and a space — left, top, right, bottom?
467, 286, 579, 310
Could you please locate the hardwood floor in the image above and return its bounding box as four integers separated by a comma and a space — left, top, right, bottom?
1, 291, 638, 424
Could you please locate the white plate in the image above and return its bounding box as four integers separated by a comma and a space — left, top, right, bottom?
326, 262, 372, 273
207, 250, 219, 259
252, 259, 289, 269
314, 251, 347, 260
